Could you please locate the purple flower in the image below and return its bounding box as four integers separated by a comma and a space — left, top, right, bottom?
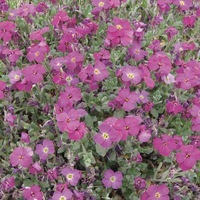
23, 185, 43, 200
1, 177, 15, 191
35, 139, 55, 161
134, 177, 146, 190
102, 169, 123, 189
8, 69, 22, 84
61, 167, 82, 186
52, 188, 73, 200
10, 147, 33, 168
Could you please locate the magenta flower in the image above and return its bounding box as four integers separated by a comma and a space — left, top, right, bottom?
47, 167, 58, 180
183, 16, 196, 27
23, 185, 43, 200
176, 145, 200, 171
106, 17, 133, 46
137, 90, 149, 104
173, 136, 183, 150
1, 177, 15, 191
94, 123, 118, 148
102, 169, 123, 189
138, 130, 151, 143
144, 184, 170, 200
134, 177, 146, 190
21, 132, 30, 144
68, 122, 87, 141
128, 42, 148, 61
65, 51, 84, 71
92, 61, 109, 82
116, 88, 139, 111
148, 52, 172, 75
52, 188, 73, 200
153, 134, 176, 156
17, 3, 36, 17
50, 57, 65, 71
92, 0, 111, 13
56, 109, 80, 132
161, 73, 175, 84
29, 27, 49, 41
61, 167, 81, 186
52, 10, 70, 28
121, 66, 141, 85
166, 100, 184, 115
2, 48, 22, 62
22, 64, 46, 84
115, 115, 142, 140
173, 0, 193, 11
0, 21, 15, 42
8, 70, 22, 84
164, 26, 178, 40
140, 65, 155, 89
35, 139, 55, 161
0, 80, 6, 99
10, 147, 33, 168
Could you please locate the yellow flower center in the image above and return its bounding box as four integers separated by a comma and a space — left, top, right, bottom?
155, 192, 161, 198
14, 75, 19, 79
71, 57, 76, 63
180, 0, 185, 6
59, 196, 66, 200
139, 95, 144, 99
116, 24, 122, 30
43, 147, 49, 153
94, 68, 100, 74
127, 73, 134, 79
110, 176, 116, 182
66, 76, 72, 82
67, 173, 73, 180
98, 1, 104, 7
35, 52, 40, 57
102, 132, 109, 139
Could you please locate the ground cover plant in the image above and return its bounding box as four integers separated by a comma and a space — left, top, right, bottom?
0, 0, 200, 199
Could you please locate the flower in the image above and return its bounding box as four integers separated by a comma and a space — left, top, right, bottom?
29, 162, 43, 175
61, 167, 81, 186
23, 185, 43, 200
0, 21, 15, 42
138, 130, 151, 143
153, 134, 176, 156
92, 0, 111, 13
161, 73, 175, 84
10, 147, 33, 168
8, 70, 22, 84
143, 184, 170, 200
68, 122, 87, 141
0, 80, 6, 99
35, 139, 55, 161
102, 169, 123, 189
173, 0, 193, 11
176, 145, 200, 171
166, 100, 184, 115
52, 188, 73, 200
52, 10, 70, 28
47, 168, 58, 180
29, 27, 49, 41
22, 64, 46, 84
21, 132, 30, 144
134, 177, 146, 190
1, 177, 15, 191
92, 61, 109, 82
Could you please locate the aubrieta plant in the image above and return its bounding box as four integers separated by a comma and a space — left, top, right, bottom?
0, 0, 200, 199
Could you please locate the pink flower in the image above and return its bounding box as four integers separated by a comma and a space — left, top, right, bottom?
52, 188, 73, 200
29, 27, 49, 41
21, 132, 30, 144
10, 147, 33, 168
65, 51, 84, 71
92, 0, 111, 13
68, 122, 87, 141
8, 70, 22, 84
106, 17, 133, 46
0, 21, 16, 42
144, 184, 170, 200
94, 123, 118, 148
153, 134, 176, 156
183, 15, 196, 27
148, 52, 172, 75
92, 61, 109, 81
61, 167, 81, 186
52, 10, 70, 28
56, 109, 80, 132
128, 42, 148, 61
0, 80, 6, 99
47, 168, 58, 180
166, 100, 184, 115
23, 185, 43, 200
121, 66, 141, 85
138, 130, 151, 143
115, 88, 139, 111
102, 169, 123, 189
164, 26, 178, 40
22, 64, 46, 84
176, 145, 200, 171
1, 177, 15, 191
161, 73, 175, 84
140, 65, 155, 89
2, 48, 22, 62
137, 90, 149, 104
29, 162, 43, 175
5, 113, 16, 127
35, 139, 55, 161
173, 0, 193, 11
